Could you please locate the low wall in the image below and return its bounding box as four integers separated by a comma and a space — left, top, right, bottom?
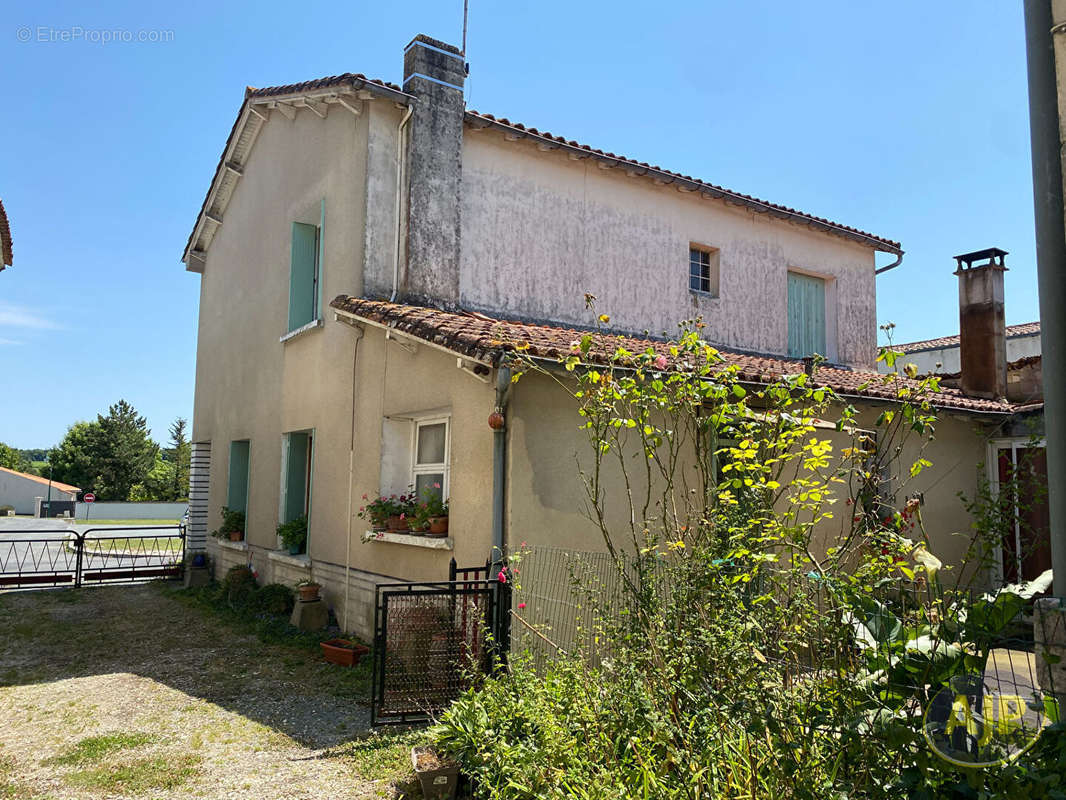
75, 501, 187, 520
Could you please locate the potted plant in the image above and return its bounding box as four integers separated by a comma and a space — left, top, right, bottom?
277, 514, 308, 555
411, 745, 459, 800
211, 506, 245, 541
296, 578, 321, 602
320, 637, 370, 667
358, 494, 392, 531
420, 487, 449, 537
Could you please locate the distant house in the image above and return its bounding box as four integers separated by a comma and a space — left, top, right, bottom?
0, 467, 80, 516
882, 320, 1041, 380
0, 198, 11, 272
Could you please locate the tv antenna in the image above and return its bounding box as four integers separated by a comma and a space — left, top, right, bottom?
462, 0, 469, 55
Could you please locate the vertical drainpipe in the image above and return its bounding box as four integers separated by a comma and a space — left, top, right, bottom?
1024, 0, 1066, 590
492, 363, 513, 564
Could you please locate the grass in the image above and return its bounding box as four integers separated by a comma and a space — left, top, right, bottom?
63, 754, 201, 793
338, 728, 430, 782
74, 519, 180, 526
44, 732, 155, 766
81, 536, 184, 553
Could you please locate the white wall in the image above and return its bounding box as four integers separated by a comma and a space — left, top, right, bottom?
0, 471, 77, 515
74, 502, 187, 520
459, 130, 880, 368
880, 332, 1043, 375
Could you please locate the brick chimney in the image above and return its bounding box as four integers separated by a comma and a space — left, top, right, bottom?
954, 247, 1008, 399
401, 35, 465, 305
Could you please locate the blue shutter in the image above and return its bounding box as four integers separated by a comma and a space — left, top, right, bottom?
284, 432, 309, 523
227, 441, 250, 514
787, 273, 826, 358
288, 223, 318, 331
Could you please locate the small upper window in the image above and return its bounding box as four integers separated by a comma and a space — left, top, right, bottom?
288, 222, 320, 332
412, 419, 449, 500
689, 246, 720, 297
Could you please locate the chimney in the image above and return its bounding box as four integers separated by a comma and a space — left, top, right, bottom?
401, 35, 466, 306
954, 247, 1009, 399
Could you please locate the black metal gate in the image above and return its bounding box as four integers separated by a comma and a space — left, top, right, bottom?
0, 526, 186, 589
371, 562, 511, 725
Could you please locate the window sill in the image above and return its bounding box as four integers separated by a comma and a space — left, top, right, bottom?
688, 289, 720, 300
217, 539, 248, 552
280, 318, 323, 343
267, 550, 311, 569
362, 530, 454, 550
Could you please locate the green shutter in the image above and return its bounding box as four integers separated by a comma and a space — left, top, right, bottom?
787, 273, 826, 358
288, 222, 318, 331
284, 432, 309, 523
227, 441, 250, 514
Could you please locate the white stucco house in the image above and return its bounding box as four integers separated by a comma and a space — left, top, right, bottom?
0, 467, 79, 516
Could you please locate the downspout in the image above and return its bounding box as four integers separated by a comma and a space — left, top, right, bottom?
874, 250, 904, 275
492, 362, 513, 562
1025, 0, 1066, 589
390, 104, 414, 302
342, 322, 364, 633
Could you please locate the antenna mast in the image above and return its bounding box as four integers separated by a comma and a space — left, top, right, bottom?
462, 0, 469, 55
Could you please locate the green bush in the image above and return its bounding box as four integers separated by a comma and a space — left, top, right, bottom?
255, 583, 295, 616
221, 565, 257, 610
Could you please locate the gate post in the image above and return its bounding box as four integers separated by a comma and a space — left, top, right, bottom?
73, 531, 84, 588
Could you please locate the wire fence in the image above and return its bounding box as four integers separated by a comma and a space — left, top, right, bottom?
507, 544, 1065, 761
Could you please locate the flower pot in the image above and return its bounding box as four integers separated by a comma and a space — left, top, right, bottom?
411, 746, 459, 800
427, 516, 449, 536
297, 583, 321, 602
320, 638, 370, 667
227, 530, 243, 542
386, 515, 410, 532
287, 543, 303, 556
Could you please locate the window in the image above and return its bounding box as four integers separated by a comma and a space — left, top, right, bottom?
689, 246, 720, 296
227, 440, 250, 514
288, 222, 320, 331
991, 440, 1050, 585
412, 418, 449, 500
281, 431, 314, 552
787, 271, 827, 358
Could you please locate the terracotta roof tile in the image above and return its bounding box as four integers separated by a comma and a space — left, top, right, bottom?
897, 322, 1041, 353
464, 111, 901, 254
330, 297, 1014, 415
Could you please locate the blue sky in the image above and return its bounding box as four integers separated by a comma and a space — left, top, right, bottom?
0, 0, 1039, 449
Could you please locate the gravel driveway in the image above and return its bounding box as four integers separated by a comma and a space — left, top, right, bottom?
0, 584, 414, 799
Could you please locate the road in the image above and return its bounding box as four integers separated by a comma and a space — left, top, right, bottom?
0, 517, 183, 589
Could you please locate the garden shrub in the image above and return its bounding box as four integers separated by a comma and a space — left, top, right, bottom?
221, 564, 257, 610
255, 583, 295, 616
431, 314, 1061, 799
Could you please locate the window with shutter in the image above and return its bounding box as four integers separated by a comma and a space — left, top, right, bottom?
288, 222, 319, 331
787, 272, 827, 358
227, 440, 250, 514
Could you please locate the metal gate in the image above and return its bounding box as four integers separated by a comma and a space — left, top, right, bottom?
0, 526, 186, 589
371, 563, 511, 725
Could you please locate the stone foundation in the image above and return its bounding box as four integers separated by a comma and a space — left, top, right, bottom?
205, 538, 394, 641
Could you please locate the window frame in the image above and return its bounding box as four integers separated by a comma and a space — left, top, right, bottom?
688, 244, 720, 297
279, 429, 315, 554
410, 415, 450, 501
987, 437, 1048, 586
226, 439, 251, 515
787, 269, 829, 359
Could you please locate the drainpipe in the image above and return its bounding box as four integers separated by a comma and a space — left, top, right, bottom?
491, 363, 513, 563
390, 104, 414, 303
1025, 0, 1066, 590
874, 250, 904, 275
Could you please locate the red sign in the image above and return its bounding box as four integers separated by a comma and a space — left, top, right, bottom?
83, 492, 96, 503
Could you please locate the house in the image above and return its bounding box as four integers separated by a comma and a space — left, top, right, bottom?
182, 35, 1036, 638
0, 467, 79, 516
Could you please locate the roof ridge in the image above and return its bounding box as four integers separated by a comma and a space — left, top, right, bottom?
895, 321, 1042, 353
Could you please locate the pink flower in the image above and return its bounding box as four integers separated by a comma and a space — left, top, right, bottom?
518, 602, 526, 609
654, 355, 668, 370
433, 482, 441, 489
361, 493, 368, 500
497, 570, 508, 583
400, 513, 406, 519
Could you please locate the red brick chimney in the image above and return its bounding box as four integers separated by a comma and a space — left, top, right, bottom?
954, 247, 1008, 399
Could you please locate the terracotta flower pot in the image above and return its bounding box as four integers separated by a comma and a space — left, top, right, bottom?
386, 515, 410, 532
297, 583, 321, 602
320, 638, 370, 667
227, 530, 243, 542
427, 516, 449, 536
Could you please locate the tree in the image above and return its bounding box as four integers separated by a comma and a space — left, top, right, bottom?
94, 400, 158, 501
49, 422, 99, 490
166, 417, 190, 500
49, 401, 159, 500
0, 442, 28, 472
